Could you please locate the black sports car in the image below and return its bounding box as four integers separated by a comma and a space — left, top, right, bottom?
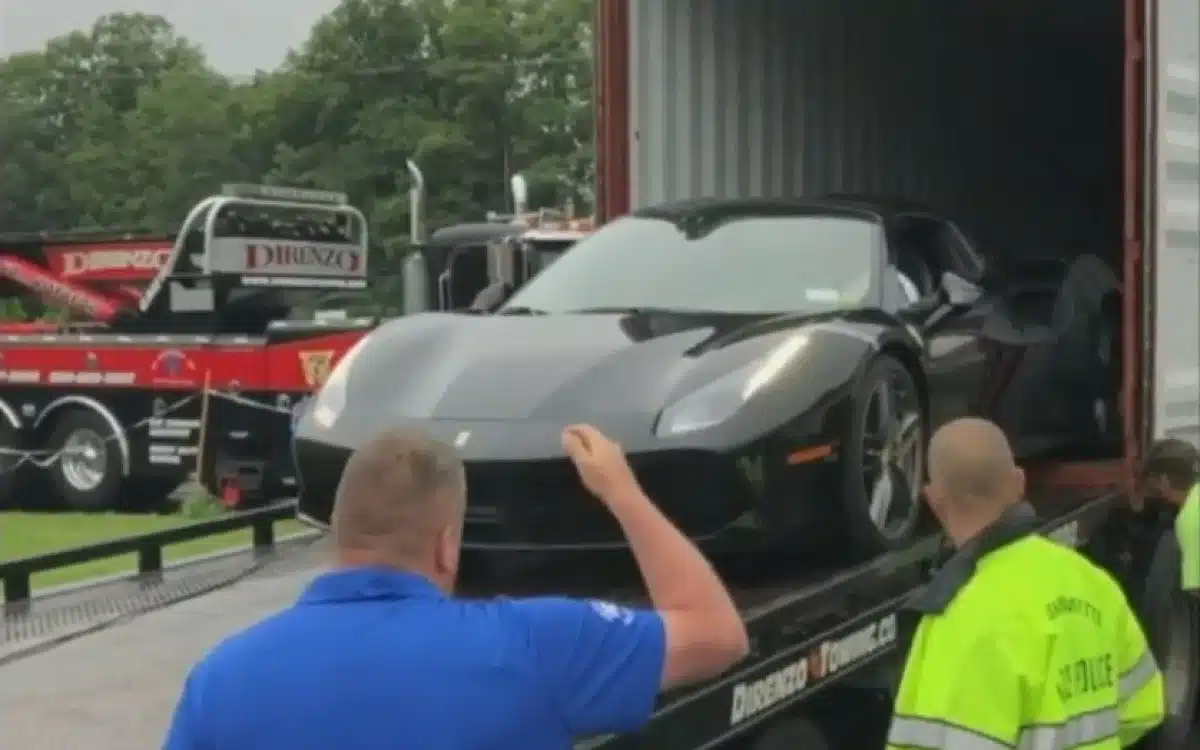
293, 197, 1122, 559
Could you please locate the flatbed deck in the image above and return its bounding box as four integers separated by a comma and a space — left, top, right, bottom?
0, 488, 1126, 750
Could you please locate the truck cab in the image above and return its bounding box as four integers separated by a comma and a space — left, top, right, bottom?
401, 166, 591, 314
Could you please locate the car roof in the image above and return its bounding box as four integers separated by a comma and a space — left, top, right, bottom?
632, 195, 942, 223
817, 193, 943, 215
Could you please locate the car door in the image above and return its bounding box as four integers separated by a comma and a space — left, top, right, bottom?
890, 214, 991, 428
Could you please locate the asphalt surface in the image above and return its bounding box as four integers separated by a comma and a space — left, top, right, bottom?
0, 540, 329, 749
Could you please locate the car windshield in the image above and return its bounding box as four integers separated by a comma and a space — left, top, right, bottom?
502, 214, 880, 314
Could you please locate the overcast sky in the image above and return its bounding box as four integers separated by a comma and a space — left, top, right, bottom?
0, 0, 341, 75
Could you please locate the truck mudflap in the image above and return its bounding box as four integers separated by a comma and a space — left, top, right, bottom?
199, 390, 295, 509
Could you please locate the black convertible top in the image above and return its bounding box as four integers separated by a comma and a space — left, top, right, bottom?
633, 194, 944, 224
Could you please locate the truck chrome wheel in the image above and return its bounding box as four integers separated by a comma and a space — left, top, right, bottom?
60, 428, 109, 493
861, 376, 923, 540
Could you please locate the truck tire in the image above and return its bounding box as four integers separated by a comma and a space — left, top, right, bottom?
751, 716, 833, 750
45, 409, 124, 511
1136, 531, 1199, 750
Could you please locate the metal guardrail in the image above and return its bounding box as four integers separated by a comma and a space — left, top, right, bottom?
1, 502, 298, 610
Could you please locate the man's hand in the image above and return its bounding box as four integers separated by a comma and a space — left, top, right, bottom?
562, 425, 640, 504
562, 426, 749, 691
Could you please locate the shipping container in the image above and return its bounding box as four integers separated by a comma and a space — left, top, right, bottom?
595, 0, 1200, 479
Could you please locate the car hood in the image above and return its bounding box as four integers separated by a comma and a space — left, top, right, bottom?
329, 309, 852, 426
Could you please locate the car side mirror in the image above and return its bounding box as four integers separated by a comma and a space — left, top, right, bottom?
491, 283, 515, 309
469, 281, 514, 313
941, 271, 981, 307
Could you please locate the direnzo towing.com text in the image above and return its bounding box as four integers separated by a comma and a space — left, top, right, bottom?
728, 613, 897, 726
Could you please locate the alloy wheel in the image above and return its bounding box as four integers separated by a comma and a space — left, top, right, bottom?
861, 375, 923, 540
60, 428, 108, 493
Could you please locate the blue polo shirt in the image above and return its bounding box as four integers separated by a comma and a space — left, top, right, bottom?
163, 566, 666, 750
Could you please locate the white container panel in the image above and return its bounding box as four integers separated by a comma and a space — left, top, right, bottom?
1151, 0, 1200, 443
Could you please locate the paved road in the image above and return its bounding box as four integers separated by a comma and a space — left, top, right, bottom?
0, 542, 327, 749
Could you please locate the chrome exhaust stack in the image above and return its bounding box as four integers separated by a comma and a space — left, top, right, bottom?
510, 173, 528, 217
407, 159, 426, 245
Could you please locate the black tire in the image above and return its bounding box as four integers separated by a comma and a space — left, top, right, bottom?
45, 409, 124, 511
752, 717, 834, 750
1136, 532, 1200, 750
841, 355, 926, 557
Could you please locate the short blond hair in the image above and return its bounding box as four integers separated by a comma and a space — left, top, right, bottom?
331, 428, 466, 553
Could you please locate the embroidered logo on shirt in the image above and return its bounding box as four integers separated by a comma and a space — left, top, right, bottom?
589, 600, 634, 625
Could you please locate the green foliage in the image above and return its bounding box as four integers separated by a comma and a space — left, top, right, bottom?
179, 483, 226, 521
0, 1, 594, 315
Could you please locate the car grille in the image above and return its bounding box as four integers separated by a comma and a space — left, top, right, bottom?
463, 451, 752, 548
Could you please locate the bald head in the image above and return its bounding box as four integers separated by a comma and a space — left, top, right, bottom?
331, 428, 466, 560
927, 418, 1020, 508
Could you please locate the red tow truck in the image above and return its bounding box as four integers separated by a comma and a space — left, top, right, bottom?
0, 184, 374, 510
0, 171, 594, 512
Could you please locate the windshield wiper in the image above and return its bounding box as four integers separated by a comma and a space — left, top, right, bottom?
496, 306, 549, 316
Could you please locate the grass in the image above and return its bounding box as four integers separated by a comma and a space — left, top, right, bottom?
0, 509, 308, 592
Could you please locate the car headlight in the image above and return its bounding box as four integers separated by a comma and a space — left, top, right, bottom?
310, 333, 373, 429
656, 334, 809, 437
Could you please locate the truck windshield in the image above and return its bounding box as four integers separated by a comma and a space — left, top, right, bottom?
503, 214, 880, 315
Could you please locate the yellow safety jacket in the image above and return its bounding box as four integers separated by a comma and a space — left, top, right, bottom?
887, 503, 1165, 750
1178, 484, 1199, 591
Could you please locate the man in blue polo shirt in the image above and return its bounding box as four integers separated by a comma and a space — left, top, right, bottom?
164, 425, 749, 749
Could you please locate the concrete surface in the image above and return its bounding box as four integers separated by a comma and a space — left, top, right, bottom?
0, 543, 327, 749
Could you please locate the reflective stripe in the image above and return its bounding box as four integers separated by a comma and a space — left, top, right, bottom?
1118, 650, 1158, 701
888, 709, 1120, 750
887, 716, 1013, 749
1016, 708, 1118, 750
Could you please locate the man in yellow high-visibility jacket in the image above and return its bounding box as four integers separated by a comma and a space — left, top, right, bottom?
1140, 437, 1200, 594
887, 418, 1165, 750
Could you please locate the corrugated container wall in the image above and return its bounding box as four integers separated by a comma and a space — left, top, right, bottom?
1151, 0, 1200, 443
620, 0, 1126, 261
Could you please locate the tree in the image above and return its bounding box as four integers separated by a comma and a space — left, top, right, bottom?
266, 0, 594, 247
509, 0, 595, 209
119, 68, 261, 228
0, 0, 595, 271
0, 13, 249, 231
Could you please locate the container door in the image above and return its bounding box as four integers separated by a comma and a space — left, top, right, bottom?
1150, 0, 1200, 443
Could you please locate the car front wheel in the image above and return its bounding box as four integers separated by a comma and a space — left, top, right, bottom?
841, 355, 926, 557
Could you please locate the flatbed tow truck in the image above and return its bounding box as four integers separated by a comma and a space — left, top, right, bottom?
4, 0, 1197, 745
625, 494, 1198, 749
0, 481, 1192, 749
2, 228, 1194, 746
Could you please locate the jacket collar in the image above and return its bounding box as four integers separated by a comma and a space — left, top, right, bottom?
907, 502, 1040, 614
